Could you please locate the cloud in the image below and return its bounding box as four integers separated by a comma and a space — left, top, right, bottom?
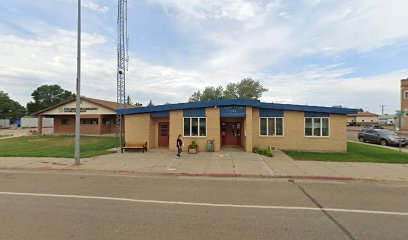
146, 0, 262, 21
64, 0, 109, 13
148, 0, 408, 72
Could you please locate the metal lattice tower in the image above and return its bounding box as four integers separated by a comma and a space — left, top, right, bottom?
116, 0, 128, 152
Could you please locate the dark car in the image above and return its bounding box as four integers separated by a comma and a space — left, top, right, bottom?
358, 129, 407, 147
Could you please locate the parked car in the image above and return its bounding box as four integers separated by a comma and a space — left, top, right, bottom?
362, 125, 384, 130
358, 129, 406, 147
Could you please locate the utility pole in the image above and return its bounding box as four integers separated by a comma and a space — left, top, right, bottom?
75, 0, 81, 165
380, 105, 386, 115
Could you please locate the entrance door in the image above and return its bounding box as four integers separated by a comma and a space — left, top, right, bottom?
158, 122, 169, 147
221, 122, 241, 145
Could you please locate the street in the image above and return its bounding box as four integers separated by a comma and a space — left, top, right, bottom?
0, 170, 407, 240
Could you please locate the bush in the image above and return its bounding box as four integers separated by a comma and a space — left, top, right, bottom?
252, 146, 273, 157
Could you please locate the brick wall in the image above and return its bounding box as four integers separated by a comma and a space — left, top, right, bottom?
251, 109, 347, 152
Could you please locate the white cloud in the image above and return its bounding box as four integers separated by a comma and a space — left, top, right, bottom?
148, 0, 408, 72
64, 0, 109, 13
146, 0, 262, 21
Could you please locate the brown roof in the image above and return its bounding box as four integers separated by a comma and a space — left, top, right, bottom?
33, 96, 138, 116
347, 112, 379, 117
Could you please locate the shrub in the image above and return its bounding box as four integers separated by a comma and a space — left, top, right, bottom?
252, 146, 273, 157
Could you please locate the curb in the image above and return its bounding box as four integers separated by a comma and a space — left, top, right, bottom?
1, 166, 407, 183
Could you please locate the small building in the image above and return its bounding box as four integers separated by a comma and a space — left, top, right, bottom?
21, 116, 54, 128
347, 112, 379, 125
118, 99, 357, 153
378, 114, 396, 125
33, 97, 122, 135
0, 119, 10, 128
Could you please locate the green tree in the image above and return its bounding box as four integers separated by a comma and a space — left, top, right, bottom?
235, 78, 267, 99
26, 85, 75, 114
0, 91, 26, 121
200, 86, 224, 102
189, 90, 202, 102
147, 100, 154, 107
223, 83, 238, 99
126, 95, 133, 105
188, 78, 268, 102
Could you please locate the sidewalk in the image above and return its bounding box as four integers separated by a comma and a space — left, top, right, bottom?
0, 149, 407, 181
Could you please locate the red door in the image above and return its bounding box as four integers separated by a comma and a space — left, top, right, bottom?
158, 122, 169, 147
221, 122, 241, 145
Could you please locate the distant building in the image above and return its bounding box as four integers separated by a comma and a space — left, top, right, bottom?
401, 79, 408, 131
347, 112, 379, 125
378, 114, 396, 125
33, 97, 127, 135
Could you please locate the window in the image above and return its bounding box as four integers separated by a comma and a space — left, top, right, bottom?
260, 117, 284, 136
61, 118, 69, 125
183, 117, 206, 137
80, 118, 98, 125
102, 118, 113, 125
405, 91, 408, 99
305, 117, 329, 137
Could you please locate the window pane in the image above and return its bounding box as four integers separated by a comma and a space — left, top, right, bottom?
199, 118, 206, 136
268, 118, 275, 136
260, 118, 267, 135
192, 118, 198, 136
313, 118, 321, 136
184, 118, 190, 136
276, 118, 283, 136
322, 118, 329, 136
305, 118, 313, 136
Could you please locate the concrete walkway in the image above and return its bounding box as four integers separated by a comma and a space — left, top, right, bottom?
1, 149, 407, 181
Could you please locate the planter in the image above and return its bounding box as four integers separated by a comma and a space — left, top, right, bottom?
188, 146, 198, 154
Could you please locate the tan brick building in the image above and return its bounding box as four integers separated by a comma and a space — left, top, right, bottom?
119, 99, 357, 152
34, 97, 120, 135
401, 79, 408, 131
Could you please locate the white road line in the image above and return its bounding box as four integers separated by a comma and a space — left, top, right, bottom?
256, 154, 276, 175
1, 191, 407, 216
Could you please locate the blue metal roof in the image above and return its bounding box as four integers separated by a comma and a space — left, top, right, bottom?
117, 99, 358, 115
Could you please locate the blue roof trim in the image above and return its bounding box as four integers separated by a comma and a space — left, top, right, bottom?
151, 111, 170, 118
184, 108, 206, 117
260, 109, 283, 117
117, 99, 358, 116
304, 112, 330, 118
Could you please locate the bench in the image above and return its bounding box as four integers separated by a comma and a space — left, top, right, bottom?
123, 142, 148, 153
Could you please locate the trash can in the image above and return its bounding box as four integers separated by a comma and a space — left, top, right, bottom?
207, 140, 214, 152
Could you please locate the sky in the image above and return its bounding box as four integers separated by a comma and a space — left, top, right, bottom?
0, 0, 408, 114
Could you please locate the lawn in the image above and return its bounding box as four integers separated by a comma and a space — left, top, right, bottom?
0, 135, 116, 158
284, 142, 408, 163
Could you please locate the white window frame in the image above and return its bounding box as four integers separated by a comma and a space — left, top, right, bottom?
304, 117, 330, 137
183, 117, 207, 137
259, 117, 284, 137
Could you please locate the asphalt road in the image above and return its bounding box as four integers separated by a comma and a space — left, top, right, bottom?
0, 170, 407, 240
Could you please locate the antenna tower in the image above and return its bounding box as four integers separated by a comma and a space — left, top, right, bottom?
116, 0, 128, 152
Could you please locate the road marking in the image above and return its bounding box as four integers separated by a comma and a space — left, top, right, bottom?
164, 158, 177, 171
1, 191, 407, 216
256, 154, 276, 175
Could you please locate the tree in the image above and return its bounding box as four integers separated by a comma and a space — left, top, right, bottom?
0, 91, 26, 121
223, 83, 238, 99
147, 100, 154, 107
126, 95, 133, 105
189, 90, 202, 102
200, 86, 224, 102
235, 78, 267, 100
188, 78, 268, 102
26, 85, 75, 114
